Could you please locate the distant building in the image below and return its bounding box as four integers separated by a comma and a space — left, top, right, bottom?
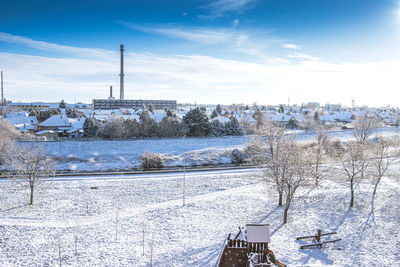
306, 102, 320, 109
325, 103, 342, 111
92, 99, 177, 110
9, 102, 51, 110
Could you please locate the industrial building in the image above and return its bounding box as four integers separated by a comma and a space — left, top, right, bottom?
93, 99, 177, 110
93, 44, 177, 110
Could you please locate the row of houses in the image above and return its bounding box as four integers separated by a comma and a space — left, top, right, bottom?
3, 112, 86, 138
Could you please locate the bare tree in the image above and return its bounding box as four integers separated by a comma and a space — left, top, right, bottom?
251, 120, 287, 206
337, 142, 369, 207
281, 141, 312, 224
369, 136, 398, 195
309, 127, 330, 186
7, 145, 55, 205
353, 113, 381, 141
0, 120, 19, 166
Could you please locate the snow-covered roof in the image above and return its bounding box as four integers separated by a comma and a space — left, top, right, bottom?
6, 111, 29, 118
14, 123, 35, 130
35, 130, 56, 135
39, 115, 71, 127
69, 118, 86, 130
6, 116, 38, 125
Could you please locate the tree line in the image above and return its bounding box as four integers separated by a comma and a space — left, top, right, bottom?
83, 107, 242, 139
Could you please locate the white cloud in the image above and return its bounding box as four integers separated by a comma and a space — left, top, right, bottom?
203, 0, 257, 16
2, 50, 400, 107
118, 22, 235, 45
0, 32, 115, 59
281, 43, 302, 49
286, 52, 321, 61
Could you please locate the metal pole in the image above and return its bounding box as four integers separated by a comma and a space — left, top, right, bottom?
1, 71, 3, 110
183, 156, 186, 207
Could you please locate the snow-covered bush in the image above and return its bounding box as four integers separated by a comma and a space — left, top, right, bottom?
231, 148, 245, 164
140, 152, 164, 169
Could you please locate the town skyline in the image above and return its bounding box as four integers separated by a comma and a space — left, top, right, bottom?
1, 0, 400, 106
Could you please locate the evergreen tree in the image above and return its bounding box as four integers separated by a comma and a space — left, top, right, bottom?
210, 119, 225, 136
158, 116, 185, 137
210, 109, 218, 119
59, 100, 66, 109
225, 116, 242, 135
139, 111, 158, 137
83, 118, 99, 136
183, 107, 210, 136
313, 111, 320, 122
254, 109, 264, 128
123, 118, 140, 138
165, 109, 173, 117
216, 104, 222, 115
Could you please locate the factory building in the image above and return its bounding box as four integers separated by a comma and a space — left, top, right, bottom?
93, 44, 177, 110
93, 99, 177, 110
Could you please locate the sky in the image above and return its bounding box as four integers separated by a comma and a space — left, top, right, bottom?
1, 0, 400, 107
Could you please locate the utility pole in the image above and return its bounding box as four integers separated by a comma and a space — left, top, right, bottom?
183, 156, 186, 207
1, 71, 4, 113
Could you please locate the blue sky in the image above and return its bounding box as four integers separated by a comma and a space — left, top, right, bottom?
1, 0, 400, 106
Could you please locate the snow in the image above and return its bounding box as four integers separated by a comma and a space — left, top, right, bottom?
15, 127, 400, 171
39, 115, 70, 127
0, 168, 399, 266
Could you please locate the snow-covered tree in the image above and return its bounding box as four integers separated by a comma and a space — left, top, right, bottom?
353, 114, 381, 141
209, 119, 225, 136
224, 116, 241, 135
139, 111, 158, 137
183, 107, 210, 136
7, 145, 55, 205
99, 117, 125, 139
123, 118, 141, 138
0, 120, 18, 167
158, 116, 186, 137
215, 104, 222, 115
337, 141, 369, 207
309, 126, 330, 186
83, 117, 99, 136
249, 120, 287, 206
59, 99, 66, 109
210, 109, 218, 119
369, 136, 398, 195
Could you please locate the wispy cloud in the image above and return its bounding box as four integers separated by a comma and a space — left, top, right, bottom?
286, 52, 321, 61
205, 0, 257, 14
199, 0, 258, 19
0, 32, 115, 58
281, 43, 302, 49
119, 22, 235, 45
232, 19, 240, 28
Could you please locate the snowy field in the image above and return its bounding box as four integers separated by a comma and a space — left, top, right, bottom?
18, 127, 400, 171
1, 168, 400, 266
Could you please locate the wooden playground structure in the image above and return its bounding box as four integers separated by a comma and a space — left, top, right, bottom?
215, 224, 285, 267
296, 229, 341, 249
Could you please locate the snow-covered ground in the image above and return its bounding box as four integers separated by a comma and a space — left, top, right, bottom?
1, 168, 399, 266
17, 127, 400, 171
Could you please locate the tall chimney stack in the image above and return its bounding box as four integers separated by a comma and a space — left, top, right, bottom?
110, 86, 113, 98
1, 71, 3, 109
120, 44, 124, 100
